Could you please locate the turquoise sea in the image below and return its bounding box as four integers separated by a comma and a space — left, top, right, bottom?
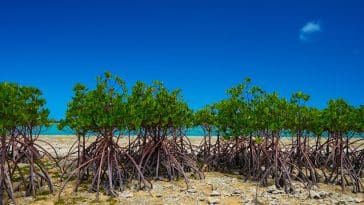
40, 124, 206, 136
40, 124, 363, 138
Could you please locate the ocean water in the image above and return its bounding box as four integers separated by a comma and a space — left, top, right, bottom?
40, 124, 364, 138
40, 124, 206, 136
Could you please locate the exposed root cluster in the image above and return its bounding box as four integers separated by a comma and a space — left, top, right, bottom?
197, 134, 364, 193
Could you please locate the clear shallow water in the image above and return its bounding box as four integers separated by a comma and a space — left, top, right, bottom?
40, 124, 206, 136
40, 124, 364, 138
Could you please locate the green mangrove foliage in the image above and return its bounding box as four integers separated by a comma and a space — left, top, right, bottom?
58, 73, 202, 200
58, 72, 150, 199
127, 81, 203, 186
1, 73, 363, 204
194, 105, 216, 167
194, 79, 364, 193
0, 82, 54, 205
321, 99, 362, 192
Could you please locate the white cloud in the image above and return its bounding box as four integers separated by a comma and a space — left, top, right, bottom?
299, 21, 322, 41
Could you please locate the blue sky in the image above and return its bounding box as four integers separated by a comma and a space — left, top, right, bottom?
0, 0, 363, 119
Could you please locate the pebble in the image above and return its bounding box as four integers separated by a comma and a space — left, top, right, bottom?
241, 199, 250, 204
223, 192, 232, 197
231, 189, 241, 196
179, 188, 187, 192
337, 200, 348, 205
310, 190, 321, 199
354, 198, 364, 203
187, 188, 197, 193
207, 197, 220, 204
310, 190, 330, 199
152, 192, 163, 197
198, 196, 205, 201
267, 185, 285, 194
249, 188, 256, 193
163, 184, 173, 189
210, 190, 221, 197
120, 191, 134, 198
270, 200, 280, 205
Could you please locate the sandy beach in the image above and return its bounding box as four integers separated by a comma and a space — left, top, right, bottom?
36, 135, 211, 157
9, 135, 362, 205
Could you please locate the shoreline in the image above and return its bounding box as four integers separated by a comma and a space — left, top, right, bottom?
37, 134, 364, 138
35, 135, 363, 159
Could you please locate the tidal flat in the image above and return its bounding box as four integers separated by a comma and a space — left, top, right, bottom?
10, 136, 364, 205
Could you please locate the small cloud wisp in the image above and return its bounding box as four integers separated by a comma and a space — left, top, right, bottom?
299, 21, 321, 41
